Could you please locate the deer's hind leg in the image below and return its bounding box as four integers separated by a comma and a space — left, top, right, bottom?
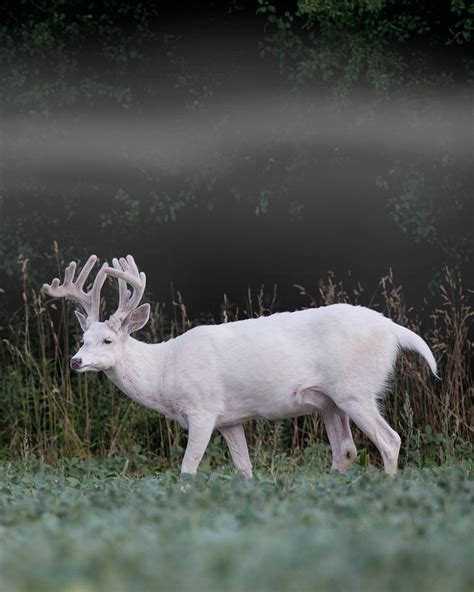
322, 402, 358, 471
298, 388, 357, 471
336, 396, 401, 476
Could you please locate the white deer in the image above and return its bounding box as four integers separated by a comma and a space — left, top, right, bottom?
43, 255, 437, 478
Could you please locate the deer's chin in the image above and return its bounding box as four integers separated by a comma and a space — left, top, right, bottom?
75, 365, 98, 373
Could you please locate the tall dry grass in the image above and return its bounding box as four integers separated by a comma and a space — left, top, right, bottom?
0, 249, 472, 466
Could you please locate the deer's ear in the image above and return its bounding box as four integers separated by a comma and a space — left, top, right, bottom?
123, 303, 150, 334
75, 310, 88, 332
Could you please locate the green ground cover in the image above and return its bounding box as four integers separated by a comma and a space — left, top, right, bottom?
0, 457, 472, 592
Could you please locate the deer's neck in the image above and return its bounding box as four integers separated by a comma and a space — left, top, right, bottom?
105, 337, 170, 412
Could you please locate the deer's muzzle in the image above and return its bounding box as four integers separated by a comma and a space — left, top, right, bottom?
70, 357, 83, 370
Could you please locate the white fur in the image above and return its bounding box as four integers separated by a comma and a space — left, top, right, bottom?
44, 255, 437, 477
71, 302, 437, 477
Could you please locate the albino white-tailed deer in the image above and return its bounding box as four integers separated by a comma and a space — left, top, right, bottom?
43, 255, 437, 478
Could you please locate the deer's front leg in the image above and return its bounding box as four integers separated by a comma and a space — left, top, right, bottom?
181, 416, 215, 476
219, 423, 253, 479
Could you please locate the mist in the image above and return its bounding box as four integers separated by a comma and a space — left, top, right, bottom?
4, 92, 472, 187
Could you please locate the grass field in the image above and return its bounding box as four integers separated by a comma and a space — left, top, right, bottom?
0, 456, 472, 592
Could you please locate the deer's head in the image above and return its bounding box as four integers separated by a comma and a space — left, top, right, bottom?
43, 255, 150, 372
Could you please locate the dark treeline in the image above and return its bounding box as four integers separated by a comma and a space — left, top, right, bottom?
1, 0, 472, 324
0, 1, 472, 459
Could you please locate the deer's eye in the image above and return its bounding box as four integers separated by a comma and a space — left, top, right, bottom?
103, 338, 112, 344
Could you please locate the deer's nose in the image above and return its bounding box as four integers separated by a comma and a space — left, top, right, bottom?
70, 357, 82, 370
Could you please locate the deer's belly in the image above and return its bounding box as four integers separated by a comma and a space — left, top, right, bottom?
216, 385, 328, 426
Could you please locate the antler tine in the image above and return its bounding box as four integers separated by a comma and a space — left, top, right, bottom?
104, 255, 147, 322
88, 263, 108, 321
75, 254, 98, 290
42, 255, 106, 322
113, 258, 131, 311
63, 261, 78, 286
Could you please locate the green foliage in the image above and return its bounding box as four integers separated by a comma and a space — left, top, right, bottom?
449, 0, 474, 44
256, 0, 474, 271
0, 460, 473, 591
257, 0, 473, 94
378, 157, 473, 267
1, 1, 472, 328
1, 1, 161, 113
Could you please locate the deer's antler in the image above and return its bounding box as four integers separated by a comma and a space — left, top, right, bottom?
42, 255, 107, 322
103, 255, 146, 324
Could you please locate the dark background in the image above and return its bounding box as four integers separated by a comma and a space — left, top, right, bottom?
1, 1, 472, 322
